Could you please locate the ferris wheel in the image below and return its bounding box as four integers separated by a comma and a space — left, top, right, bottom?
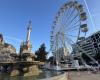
50, 1, 88, 59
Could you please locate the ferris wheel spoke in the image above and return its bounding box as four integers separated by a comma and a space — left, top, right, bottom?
66, 23, 80, 31
65, 19, 80, 31
61, 17, 79, 32
62, 9, 77, 29
58, 10, 79, 33
58, 8, 72, 31
66, 34, 78, 38
63, 8, 76, 24
70, 19, 80, 27
67, 33, 78, 39
57, 17, 80, 42
64, 35, 74, 45
62, 7, 71, 21
59, 8, 70, 26
67, 27, 80, 33
63, 10, 78, 27
65, 13, 79, 28
58, 18, 80, 34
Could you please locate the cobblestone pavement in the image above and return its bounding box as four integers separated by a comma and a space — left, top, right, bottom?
41, 71, 100, 80
68, 71, 100, 80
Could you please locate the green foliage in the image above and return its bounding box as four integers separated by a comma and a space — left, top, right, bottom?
35, 43, 48, 62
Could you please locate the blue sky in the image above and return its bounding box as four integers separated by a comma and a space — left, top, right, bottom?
0, 0, 100, 54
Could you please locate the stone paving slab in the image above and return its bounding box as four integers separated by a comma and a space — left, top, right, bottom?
40, 71, 100, 80
70, 71, 100, 80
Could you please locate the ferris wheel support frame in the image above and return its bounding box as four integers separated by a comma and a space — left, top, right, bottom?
50, 1, 88, 57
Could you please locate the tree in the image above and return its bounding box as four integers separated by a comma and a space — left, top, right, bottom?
35, 43, 48, 62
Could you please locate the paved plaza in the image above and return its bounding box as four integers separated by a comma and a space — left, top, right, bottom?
69, 71, 100, 80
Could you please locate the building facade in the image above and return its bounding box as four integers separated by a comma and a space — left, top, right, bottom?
74, 31, 100, 57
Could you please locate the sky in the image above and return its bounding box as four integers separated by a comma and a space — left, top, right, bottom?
0, 0, 100, 55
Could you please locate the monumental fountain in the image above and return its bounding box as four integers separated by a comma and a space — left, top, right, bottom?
0, 21, 42, 76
